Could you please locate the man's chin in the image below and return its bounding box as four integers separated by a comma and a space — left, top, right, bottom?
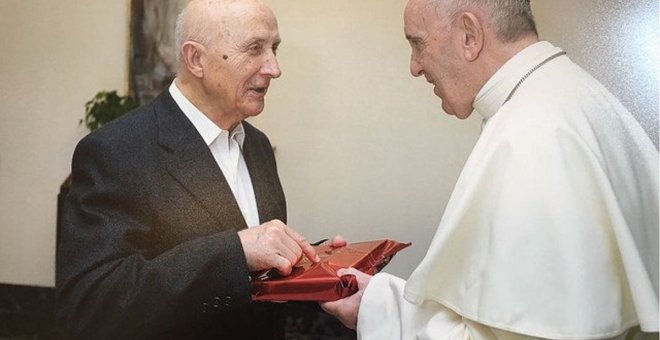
241, 103, 266, 118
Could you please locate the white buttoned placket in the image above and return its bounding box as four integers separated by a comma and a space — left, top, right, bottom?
209, 129, 260, 228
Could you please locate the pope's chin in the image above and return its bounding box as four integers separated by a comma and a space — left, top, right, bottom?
433, 87, 454, 117
442, 105, 473, 120
438, 96, 472, 120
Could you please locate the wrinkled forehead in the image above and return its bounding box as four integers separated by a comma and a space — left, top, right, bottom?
405, 0, 430, 29
222, 1, 280, 42
404, 0, 445, 35
190, 0, 280, 46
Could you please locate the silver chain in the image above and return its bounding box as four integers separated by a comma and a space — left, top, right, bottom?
503, 51, 567, 104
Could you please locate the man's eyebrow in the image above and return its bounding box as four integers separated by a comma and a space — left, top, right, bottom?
243, 37, 281, 46
245, 37, 266, 45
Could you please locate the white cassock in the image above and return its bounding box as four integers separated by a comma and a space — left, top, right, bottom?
357, 41, 659, 339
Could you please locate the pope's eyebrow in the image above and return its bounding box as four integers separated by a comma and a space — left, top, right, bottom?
406, 35, 423, 45
405, 34, 423, 44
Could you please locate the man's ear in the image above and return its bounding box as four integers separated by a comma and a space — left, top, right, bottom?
181, 41, 205, 77
460, 12, 484, 61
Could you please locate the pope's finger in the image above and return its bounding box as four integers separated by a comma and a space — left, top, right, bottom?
330, 234, 347, 248
319, 300, 340, 314
337, 267, 360, 276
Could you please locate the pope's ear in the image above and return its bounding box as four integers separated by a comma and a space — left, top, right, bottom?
460, 12, 484, 61
181, 41, 205, 77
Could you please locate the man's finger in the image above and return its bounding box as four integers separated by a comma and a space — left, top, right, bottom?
276, 242, 299, 265
272, 254, 293, 276
284, 226, 320, 262
280, 234, 304, 262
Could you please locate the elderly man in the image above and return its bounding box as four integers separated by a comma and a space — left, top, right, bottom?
56, 0, 328, 338
322, 0, 659, 339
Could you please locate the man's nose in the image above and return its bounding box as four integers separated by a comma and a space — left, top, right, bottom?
263, 54, 282, 79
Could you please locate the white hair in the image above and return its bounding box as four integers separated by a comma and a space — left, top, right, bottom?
432, 0, 537, 42
174, 3, 213, 65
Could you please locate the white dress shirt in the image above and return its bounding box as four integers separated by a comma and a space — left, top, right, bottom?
169, 81, 260, 227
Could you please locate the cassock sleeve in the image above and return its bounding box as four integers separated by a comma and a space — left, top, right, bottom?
357, 273, 647, 340
357, 273, 467, 340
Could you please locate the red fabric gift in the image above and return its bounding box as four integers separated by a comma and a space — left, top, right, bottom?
250, 239, 411, 301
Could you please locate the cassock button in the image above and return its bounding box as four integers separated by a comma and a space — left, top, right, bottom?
201, 302, 208, 313
222, 296, 232, 307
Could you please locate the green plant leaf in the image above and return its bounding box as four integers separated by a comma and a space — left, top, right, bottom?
81, 90, 139, 131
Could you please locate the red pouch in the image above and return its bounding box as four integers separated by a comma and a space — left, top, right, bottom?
250, 239, 411, 301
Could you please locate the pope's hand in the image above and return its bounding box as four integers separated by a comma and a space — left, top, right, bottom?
319, 267, 372, 330
238, 219, 319, 275
323, 234, 348, 248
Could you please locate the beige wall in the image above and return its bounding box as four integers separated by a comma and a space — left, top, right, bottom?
0, 1, 129, 286
0, 1, 656, 287
532, 0, 659, 145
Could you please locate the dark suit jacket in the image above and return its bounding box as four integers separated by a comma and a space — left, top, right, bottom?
56, 90, 287, 339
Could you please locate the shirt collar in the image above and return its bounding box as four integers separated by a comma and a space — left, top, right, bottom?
169, 80, 245, 147
473, 41, 563, 121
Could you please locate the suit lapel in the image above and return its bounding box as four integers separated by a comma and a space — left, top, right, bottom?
154, 91, 247, 230
242, 123, 286, 224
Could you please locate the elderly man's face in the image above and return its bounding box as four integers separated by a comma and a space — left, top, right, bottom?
203, 2, 281, 120
404, 0, 473, 119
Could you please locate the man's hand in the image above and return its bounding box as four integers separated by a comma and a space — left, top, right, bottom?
319, 267, 372, 330
238, 219, 319, 275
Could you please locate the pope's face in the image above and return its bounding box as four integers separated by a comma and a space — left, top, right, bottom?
202, 2, 282, 121
404, 0, 474, 119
